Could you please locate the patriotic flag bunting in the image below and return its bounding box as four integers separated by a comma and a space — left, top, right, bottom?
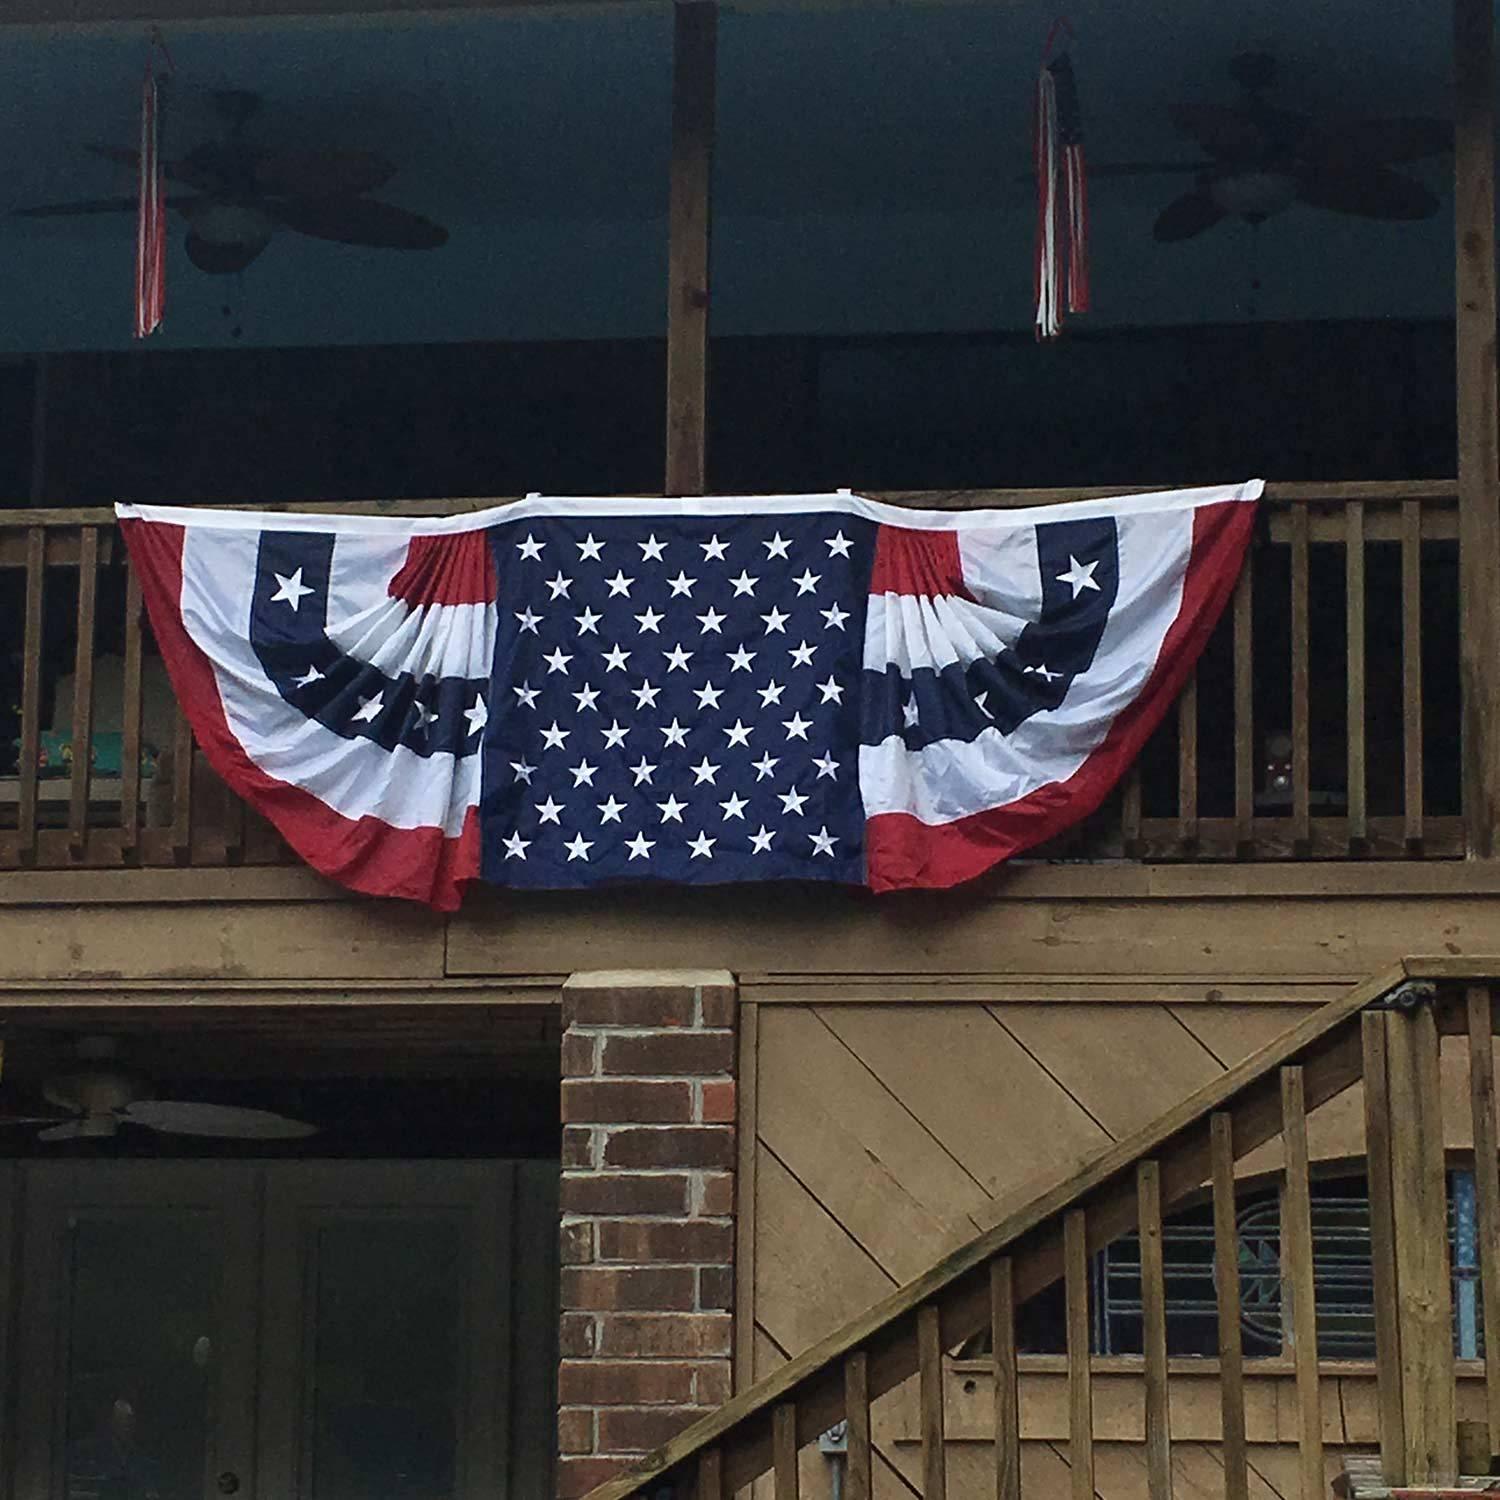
118, 484, 1260, 909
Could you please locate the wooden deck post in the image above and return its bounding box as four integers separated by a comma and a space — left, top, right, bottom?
1455, 0, 1500, 859
665, 1, 716, 497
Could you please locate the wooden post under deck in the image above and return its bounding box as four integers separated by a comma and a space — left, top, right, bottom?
665, 1, 716, 497
1455, 0, 1500, 859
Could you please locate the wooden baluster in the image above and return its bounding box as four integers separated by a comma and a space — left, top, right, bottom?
844, 1351, 871, 1500
1177, 671, 1198, 850
772, 1401, 798, 1499
1063, 1209, 1093, 1500
1291, 505, 1311, 853
1121, 764, 1142, 858
67, 526, 99, 858
991, 1259, 1020, 1500
696, 1446, 724, 1500
1137, 1163, 1173, 1500
119, 562, 144, 858
1402, 501, 1425, 851
222, 778, 247, 864
1280, 1067, 1323, 1500
171, 703, 193, 863
918, 1303, 947, 1500
1233, 558, 1255, 855
1467, 986, 1500, 1458
16, 527, 44, 863
1345, 501, 1367, 852
1361, 1013, 1405, 1482
1209, 1114, 1249, 1500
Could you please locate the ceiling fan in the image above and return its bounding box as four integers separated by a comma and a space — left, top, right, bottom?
1140, 52, 1452, 241
14, 88, 447, 273
0, 1035, 317, 1142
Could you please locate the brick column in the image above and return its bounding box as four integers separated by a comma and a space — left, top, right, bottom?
557, 969, 738, 1499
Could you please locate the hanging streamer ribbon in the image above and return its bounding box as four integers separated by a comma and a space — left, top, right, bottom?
1034, 21, 1089, 341
134, 32, 174, 340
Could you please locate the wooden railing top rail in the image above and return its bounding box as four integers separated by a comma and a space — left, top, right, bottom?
583, 959, 1413, 1500
0, 479, 1459, 530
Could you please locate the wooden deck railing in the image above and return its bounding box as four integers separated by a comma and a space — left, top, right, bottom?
583, 958, 1500, 1500
0, 481, 1464, 871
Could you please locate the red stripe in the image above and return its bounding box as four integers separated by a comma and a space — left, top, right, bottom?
388, 530, 497, 606
865, 498, 1255, 892
121, 518, 479, 910
867, 526, 972, 600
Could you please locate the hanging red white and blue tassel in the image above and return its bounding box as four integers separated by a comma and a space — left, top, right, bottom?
134, 32, 174, 339
1034, 21, 1089, 340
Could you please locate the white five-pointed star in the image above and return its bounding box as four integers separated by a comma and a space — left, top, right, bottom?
817, 676, 845, 704
411, 703, 437, 733
657, 793, 687, 823
694, 681, 724, 711
764, 532, 792, 559
719, 792, 748, 820
779, 787, 809, 815
789, 640, 817, 668
293, 664, 324, 687
564, 832, 594, 862
697, 607, 726, 634
813, 752, 839, 780
571, 759, 598, 788
632, 679, 662, 710
502, 832, 530, 860
639, 534, 667, 561
541, 721, 570, 750
700, 535, 729, 561
545, 571, 572, 600
761, 606, 790, 635
635, 606, 664, 634
663, 644, 694, 672
463, 695, 488, 737
752, 753, 779, 780
730, 570, 758, 597
598, 795, 627, 824
1024, 662, 1064, 683
826, 530, 853, 558
574, 606, 602, 635
576, 533, 604, 561
606, 570, 634, 598
724, 719, 753, 748
975, 690, 995, 719
271, 568, 314, 612
354, 691, 384, 723
601, 720, 630, 749
749, 825, 776, 853
602, 644, 632, 672
902, 698, 920, 728
1056, 554, 1102, 598
667, 571, 697, 597
516, 533, 545, 561
510, 759, 536, 784
514, 682, 539, 709
727, 645, 757, 672
757, 680, 786, 707
783, 712, 812, 741
821, 603, 850, 631
688, 831, 716, 859
515, 607, 542, 634
690, 757, 721, 785
810, 825, 839, 857
630, 757, 657, 786
572, 684, 601, 713
542, 646, 573, 676
626, 832, 656, 860
793, 569, 821, 595
536, 796, 564, 825
661, 718, 690, 748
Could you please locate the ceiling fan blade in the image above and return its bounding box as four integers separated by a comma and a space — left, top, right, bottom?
122, 1100, 317, 1139
38, 1116, 117, 1142
1296, 165, 1438, 220
253, 148, 396, 199
272, 195, 448, 250
1153, 189, 1226, 242
0, 1113, 71, 1125
14, 197, 141, 218
85, 144, 211, 189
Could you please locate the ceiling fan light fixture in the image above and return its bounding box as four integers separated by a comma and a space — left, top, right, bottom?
185, 201, 274, 252
1210, 170, 1298, 221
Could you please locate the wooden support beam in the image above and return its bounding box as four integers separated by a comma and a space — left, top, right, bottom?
1362, 1013, 1406, 1484
1455, 0, 1500, 859
665, 2, 715, 497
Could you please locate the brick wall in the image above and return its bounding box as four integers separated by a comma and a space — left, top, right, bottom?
557, 969, 738, 1499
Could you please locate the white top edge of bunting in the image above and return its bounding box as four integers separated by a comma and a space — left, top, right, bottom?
116, 481, 1263, 537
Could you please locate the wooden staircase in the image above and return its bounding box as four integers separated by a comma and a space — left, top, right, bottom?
584, 960, 1500, 1500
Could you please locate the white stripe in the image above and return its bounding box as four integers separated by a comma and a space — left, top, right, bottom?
864, 592, 1030, 675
